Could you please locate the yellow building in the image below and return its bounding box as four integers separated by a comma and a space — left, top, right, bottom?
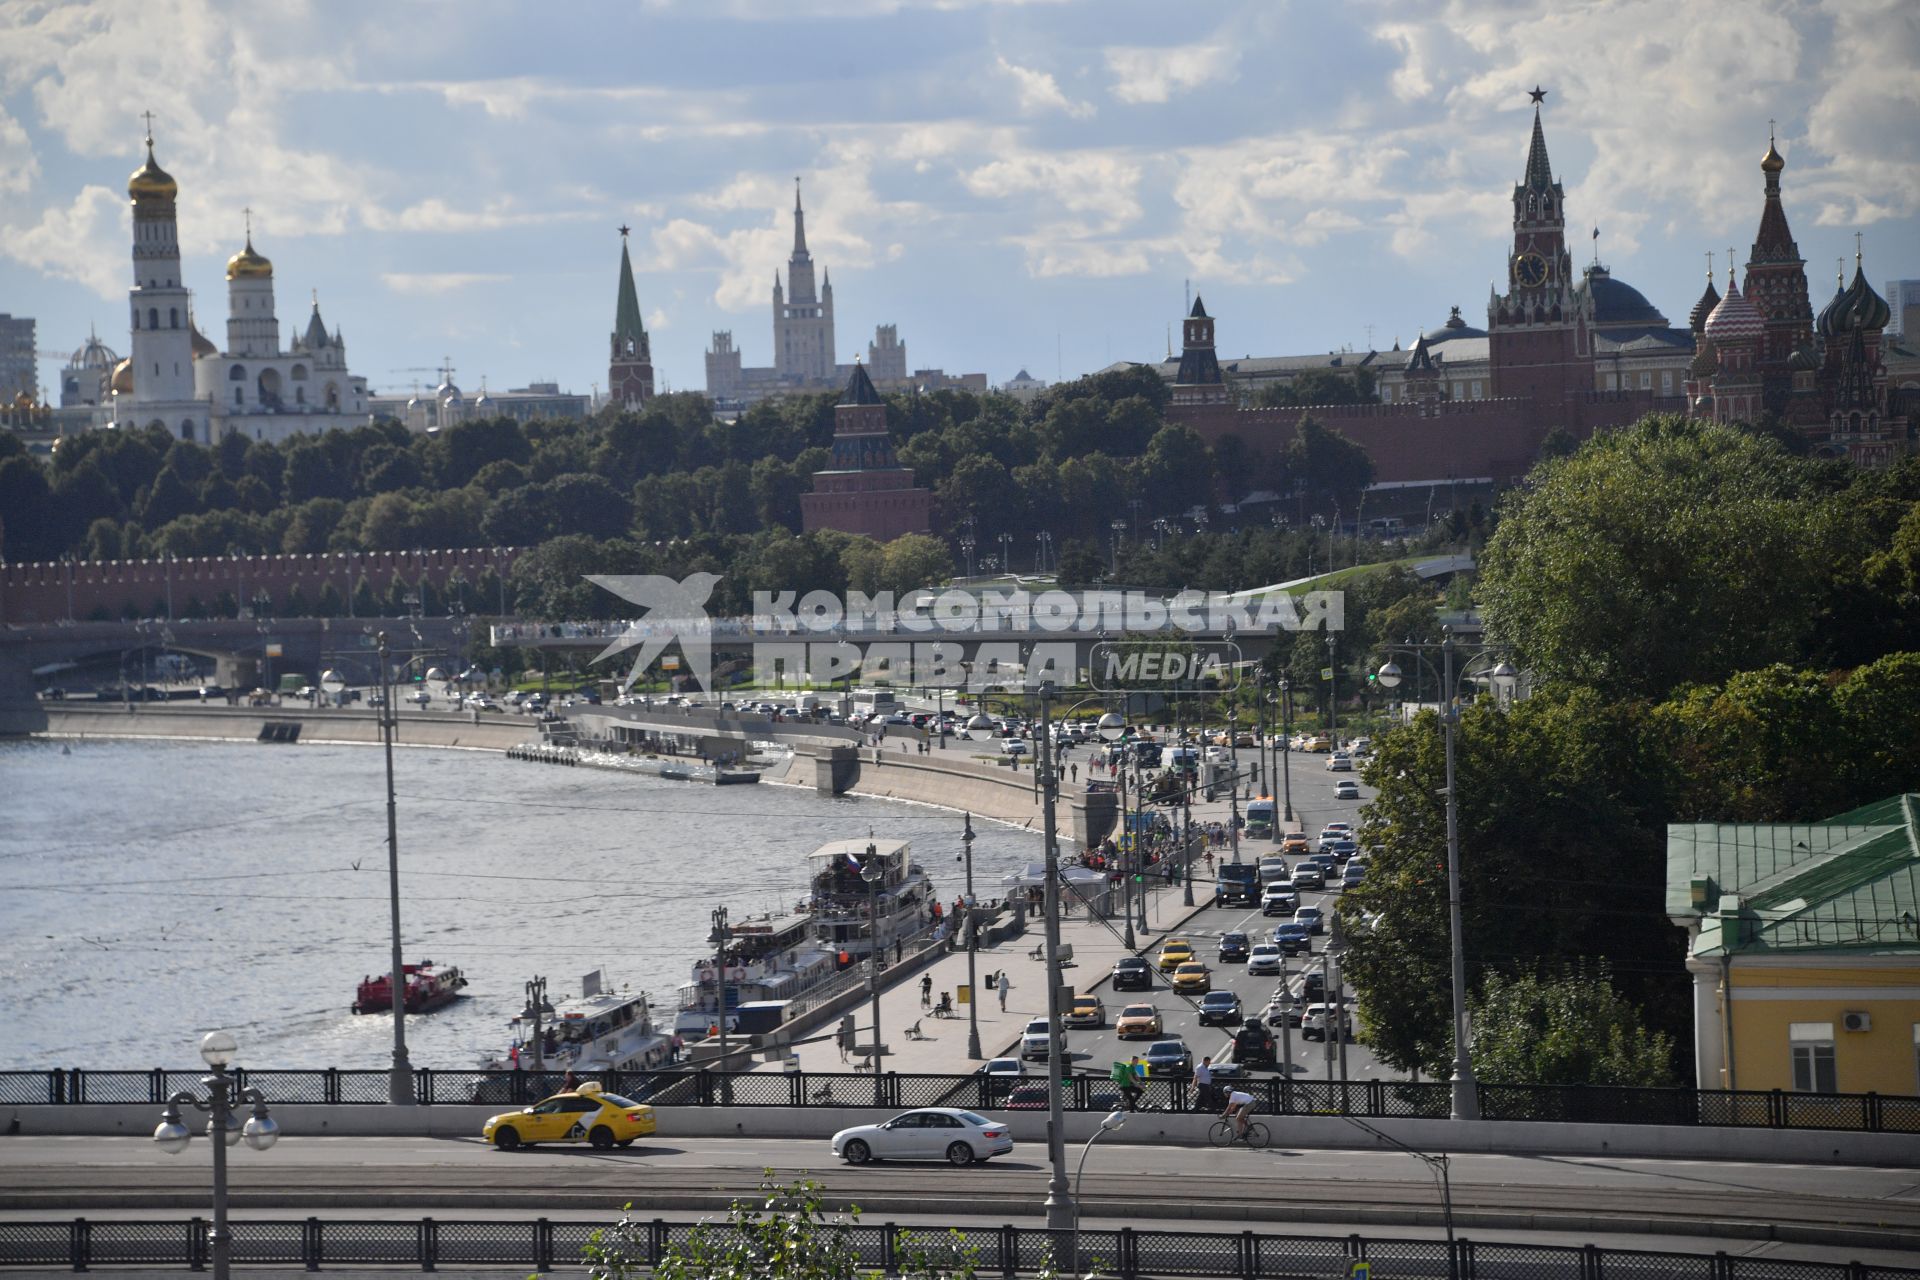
1668, 794, 1920, 1096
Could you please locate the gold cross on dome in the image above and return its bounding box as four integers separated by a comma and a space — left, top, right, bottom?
141, 109, 156, 142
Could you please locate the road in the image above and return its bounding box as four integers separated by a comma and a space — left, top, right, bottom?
4, 1134, 1918, 1254
996, 751, 1395, 1086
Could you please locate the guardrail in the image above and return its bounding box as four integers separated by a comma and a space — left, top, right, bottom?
2, 1216, 1915, 1277
6, 1068, 1920, 1133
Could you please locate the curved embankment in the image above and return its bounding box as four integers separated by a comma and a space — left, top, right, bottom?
36, 703, 533, 752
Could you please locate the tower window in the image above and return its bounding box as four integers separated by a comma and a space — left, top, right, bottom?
230, 364, 245, 381
148, 307, 159, 330
169, 307, 179, 329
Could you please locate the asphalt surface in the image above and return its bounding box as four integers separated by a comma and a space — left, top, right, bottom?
1004, 753, 1394, 1087
5, 1134, 1919, 1254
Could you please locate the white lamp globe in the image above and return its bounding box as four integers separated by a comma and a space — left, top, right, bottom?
199, 1030, 238, 1068
152, 1116, 191, 1154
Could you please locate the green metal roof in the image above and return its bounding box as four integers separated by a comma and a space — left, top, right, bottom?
1667, 795, 1920, 958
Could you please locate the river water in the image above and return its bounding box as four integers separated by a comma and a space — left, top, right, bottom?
0, 739, 1041, 1070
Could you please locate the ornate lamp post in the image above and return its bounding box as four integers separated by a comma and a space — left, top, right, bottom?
1374, 628, 1518, 1121
152, 1031, 281, 1280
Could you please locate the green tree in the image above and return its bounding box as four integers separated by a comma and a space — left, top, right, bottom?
880, 533, 955, 595
1284, 415, 1374, 515
1478, 415, 1852, 699
1340, 687, 1677, 1077
1469, 965, 1677, 1087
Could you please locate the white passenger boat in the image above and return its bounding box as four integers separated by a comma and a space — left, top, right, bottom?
672, 837, 935, 1039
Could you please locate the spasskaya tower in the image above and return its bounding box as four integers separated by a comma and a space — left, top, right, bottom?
1488, 87, 1590, 414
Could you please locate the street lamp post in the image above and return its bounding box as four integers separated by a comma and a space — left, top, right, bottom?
961, 814, 983, 1059
933, 642, 946, 750
1071, 1110, 1128, 1274
152, 1031, 281, 1280
967, 697, 1124, 1232
862, 849, 885, 1077
1279, 676, 1294, 823
710, 907, 732, 1088
375, 632, 415, 1103
1374, 627, 1519, 1122
1326, 632, 1338, 749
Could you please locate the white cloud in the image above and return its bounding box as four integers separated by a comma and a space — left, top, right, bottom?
362, 199, 590, 234
994, 56, 1094, 120
1103, 42, 1238, 105
648, 307, 671, 331
380, 272, 510, 295
962, 149, 1142, 230
1, 185, 125, 298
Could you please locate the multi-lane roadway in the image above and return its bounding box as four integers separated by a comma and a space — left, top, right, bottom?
991, 748, 1397, 1086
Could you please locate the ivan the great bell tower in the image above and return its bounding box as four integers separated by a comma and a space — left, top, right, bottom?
1488, 88, 1589, 412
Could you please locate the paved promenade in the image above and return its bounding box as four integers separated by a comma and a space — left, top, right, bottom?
769, 870, 1215, 1073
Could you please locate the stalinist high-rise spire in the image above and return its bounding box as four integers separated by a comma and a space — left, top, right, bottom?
608, 224, 654, 410
774, 175, 835, 380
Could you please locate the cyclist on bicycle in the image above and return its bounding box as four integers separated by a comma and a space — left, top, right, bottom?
1222, 1087, 1255, 1139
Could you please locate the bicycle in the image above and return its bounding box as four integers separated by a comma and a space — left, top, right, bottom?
1207, 1116, 1270, 1148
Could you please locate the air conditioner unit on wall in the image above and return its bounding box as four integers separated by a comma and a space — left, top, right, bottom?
1843, 1011, 1872, 1033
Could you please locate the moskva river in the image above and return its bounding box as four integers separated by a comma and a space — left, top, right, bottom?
0, 739, 1040, 1070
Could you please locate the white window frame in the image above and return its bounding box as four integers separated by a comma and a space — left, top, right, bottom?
1790, 1022, 1836, 1093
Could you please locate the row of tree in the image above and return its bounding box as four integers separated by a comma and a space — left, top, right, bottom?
1340, 417, 1920, 1085
0, 367, 1378, 568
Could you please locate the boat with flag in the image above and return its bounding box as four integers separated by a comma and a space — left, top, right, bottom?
352, 961, 469, 1015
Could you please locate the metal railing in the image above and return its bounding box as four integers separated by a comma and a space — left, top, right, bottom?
1, 1215, 1915, 1277
7, 1067, 1920, 1133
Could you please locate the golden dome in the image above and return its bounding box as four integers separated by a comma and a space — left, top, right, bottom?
127, 140, 177, 200
188, 312, 217, 358
110, 357, 134, 397
226, 235, 273, 280
1761, 138, 1785, 174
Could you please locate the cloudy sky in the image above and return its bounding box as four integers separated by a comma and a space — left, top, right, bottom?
3, 0, 1916, 402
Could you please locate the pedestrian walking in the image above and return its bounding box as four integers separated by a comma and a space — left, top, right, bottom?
996, 971, 1011, 1011
920, 973, 934, 1008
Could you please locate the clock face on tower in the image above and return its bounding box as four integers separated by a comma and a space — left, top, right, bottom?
1515, 252, 1548, 288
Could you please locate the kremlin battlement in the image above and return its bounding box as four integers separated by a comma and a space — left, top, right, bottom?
1, 547, 522, 625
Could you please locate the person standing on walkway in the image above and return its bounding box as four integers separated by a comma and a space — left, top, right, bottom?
996, 971, 1011, 1011
921, 973, 934, 1008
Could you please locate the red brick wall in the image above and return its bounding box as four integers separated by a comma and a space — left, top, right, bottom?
0, 547, 522, 624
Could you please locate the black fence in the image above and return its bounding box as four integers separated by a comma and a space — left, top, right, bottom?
7, 1067, 1920, 1134
1, 1216, 1916, 1277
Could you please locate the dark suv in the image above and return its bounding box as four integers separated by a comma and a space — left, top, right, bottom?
1233, 1017, 1277, 1069
1217, 931, 1250, 962
1111, 956, 1152, 990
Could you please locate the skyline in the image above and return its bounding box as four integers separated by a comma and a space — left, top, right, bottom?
2, 0, 1916, 402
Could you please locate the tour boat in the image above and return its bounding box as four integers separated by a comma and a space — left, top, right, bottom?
672, 837, 936, 1039
351, 961, 469, 1015
480, 970, 672, 1076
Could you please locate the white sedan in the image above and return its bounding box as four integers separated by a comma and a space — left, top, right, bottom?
832, 1108, 1013, 1166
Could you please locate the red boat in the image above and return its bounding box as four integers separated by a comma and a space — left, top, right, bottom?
353, 962, 469, 1015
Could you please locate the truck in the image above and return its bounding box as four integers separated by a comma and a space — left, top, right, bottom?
1245, 797, 1276, 840
1215, 862, 1259, 906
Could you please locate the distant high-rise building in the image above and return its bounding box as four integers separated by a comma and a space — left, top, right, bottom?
0, 314, 35, 403
1887, 280, 1920, 339
703, 175, 984, 411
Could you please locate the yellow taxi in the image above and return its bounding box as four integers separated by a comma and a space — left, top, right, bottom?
1115, 1004, 1163, 1039
483, 1082, 656, 1151
1171, 961, 1213, 993
1280, 832, 1311, 856
1156, 939, 1194, 972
